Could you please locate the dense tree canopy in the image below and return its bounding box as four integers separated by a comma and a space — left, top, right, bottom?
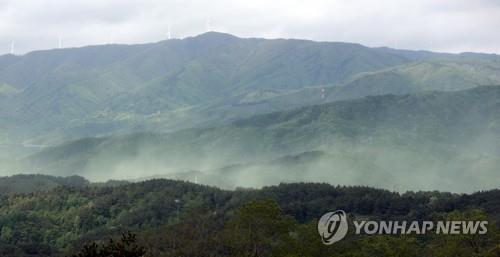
0, 179, 499, 256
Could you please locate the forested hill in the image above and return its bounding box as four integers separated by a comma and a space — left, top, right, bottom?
0, 174, 129, 195
0, 32, 414, 147
0, 178, 499, 256
1, 32, 500, 153
0, 174, 88, 195
25, 86, 500, 192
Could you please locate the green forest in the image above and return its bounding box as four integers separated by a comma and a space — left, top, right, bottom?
1, 23, 500, 257
0, 176, 499, 256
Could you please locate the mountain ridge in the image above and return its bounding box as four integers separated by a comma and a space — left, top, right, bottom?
1, 32, 500, 158
0, 32, 420, 149
23, 86, 500, 192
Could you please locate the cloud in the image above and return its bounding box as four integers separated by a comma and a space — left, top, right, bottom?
0, 0, 499, 55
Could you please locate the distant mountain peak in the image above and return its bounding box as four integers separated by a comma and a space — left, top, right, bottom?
189, 31, 240, 42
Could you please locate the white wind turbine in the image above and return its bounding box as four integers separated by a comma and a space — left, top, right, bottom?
10, 41, 14, 54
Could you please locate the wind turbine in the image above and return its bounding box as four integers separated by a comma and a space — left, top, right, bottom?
58, 35, 62, 49
10, 41, 14, 54
167, 24, 172, 40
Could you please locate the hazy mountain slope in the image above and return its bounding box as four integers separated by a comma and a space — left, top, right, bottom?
24, 86, 500, 192
126, 53, 500, 133
0, 44, 150, 91
0, 32, 419, 147
0, 174, 89, 195
167, 151, 395, 190
2, 33, 500, 157
223, 53, 500, 113
329, 54, 500, 100
0, 174, 129, 195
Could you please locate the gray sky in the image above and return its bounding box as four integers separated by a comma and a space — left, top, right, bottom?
1, 0, 500, 55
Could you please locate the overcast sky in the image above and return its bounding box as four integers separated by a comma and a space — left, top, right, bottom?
1, 0, 499, 55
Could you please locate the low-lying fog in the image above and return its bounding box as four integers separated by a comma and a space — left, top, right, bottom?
3, 134, 497, 194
